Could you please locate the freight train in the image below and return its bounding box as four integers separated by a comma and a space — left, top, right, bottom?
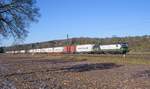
5, 43, 129, 54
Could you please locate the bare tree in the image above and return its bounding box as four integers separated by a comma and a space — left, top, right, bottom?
0, 0, 40, 39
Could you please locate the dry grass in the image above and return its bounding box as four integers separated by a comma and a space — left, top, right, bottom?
59, 54, 150, 65
1, 53, 150, 65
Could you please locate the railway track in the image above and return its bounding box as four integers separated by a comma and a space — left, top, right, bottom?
62, 53, 150, 60
1, 53, 150, 60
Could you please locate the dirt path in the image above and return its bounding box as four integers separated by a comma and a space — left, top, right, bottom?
0, 56, 150, 89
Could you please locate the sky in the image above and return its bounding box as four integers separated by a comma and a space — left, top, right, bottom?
2, 0, 150, 46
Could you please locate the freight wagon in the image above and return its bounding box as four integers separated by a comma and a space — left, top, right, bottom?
53, 47, 64, 53
76, 44, 95, 53
64, 46, 76, 53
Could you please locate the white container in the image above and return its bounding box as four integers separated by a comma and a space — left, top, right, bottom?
40, 48, 46, 53
33, 49, 40, 53
6, 51, 10, 53
53, 47, 64, 53
14, 51, 19, 53
38, 49, 42, 53
46, 48, 53, 53
6, 51, 14, 53
76, 44, 94, 53
40, 48, 53, 53
28, 49, 34, 53
20, 50, 25, 53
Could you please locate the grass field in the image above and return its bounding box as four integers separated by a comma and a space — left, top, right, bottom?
2, 53, 150, 65
62, 54, 150, 65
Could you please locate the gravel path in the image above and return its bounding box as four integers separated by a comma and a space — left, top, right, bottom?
0, 57, 150, 89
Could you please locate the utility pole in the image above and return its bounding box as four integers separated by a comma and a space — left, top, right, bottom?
66, 34, 69, 54
67, 34, 69, 46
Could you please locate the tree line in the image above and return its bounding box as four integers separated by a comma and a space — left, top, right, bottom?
2, 35, 150, 53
